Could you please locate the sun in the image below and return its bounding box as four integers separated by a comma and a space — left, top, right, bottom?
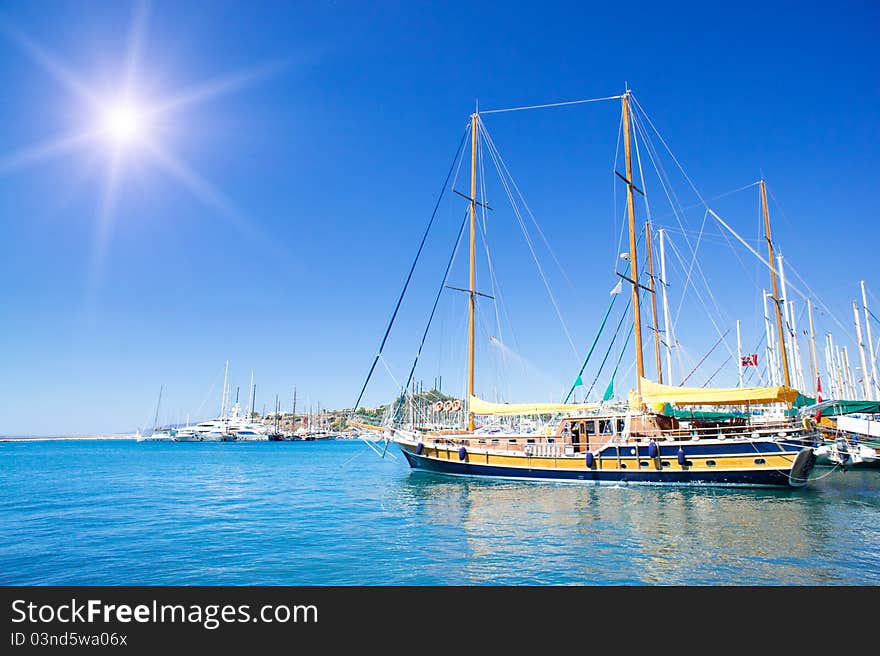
100, 101, 146, 146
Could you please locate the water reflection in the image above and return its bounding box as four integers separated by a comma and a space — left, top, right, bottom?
394, 470, 880, 584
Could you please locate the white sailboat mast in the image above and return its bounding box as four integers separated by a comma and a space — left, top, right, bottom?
860, 281, 879, 400
776, 255, 802, 390
247, 369, 254, 417
853, 300, 871, 399
220, 359, 230, 418
762, 290, 779, 386
736, 319, 744, 387
824, 334, 837, 398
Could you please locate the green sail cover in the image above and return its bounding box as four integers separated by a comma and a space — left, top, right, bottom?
818, 400, 880, 416
793, 393, 817, 408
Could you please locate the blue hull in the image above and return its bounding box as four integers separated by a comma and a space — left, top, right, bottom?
401, 449, 798, 487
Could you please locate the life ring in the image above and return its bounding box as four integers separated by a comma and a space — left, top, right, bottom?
443, 400, 454, 412
432, 401, 444, 412
451, 399, 462, 412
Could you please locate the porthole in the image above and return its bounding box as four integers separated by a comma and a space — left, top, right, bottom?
620, 463, 627, 469
639, 461, 649, 467
661, 460, 670, 467
754, 458, 766, 465
706, 460, 716, 467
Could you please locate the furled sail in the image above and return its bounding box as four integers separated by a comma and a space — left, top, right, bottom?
638, 377, 800, 406
468, 395, 597, 416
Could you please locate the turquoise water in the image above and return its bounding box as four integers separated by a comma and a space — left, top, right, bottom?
1, 439, 878, 585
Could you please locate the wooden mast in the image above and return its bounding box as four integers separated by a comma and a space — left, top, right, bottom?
622, 92, 645, 396
467, 110, 478, 431
645, 221, 662, 384
760, 180, 791, 387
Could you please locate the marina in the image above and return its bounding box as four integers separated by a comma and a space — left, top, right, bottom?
1, 1, 878, 594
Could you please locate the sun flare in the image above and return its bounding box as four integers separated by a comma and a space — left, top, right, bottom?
100, 101, 146, 146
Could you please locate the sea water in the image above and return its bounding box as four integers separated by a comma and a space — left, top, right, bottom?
1, 439, 878, 585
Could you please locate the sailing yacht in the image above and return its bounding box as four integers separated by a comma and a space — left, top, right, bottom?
369, 91, 818, 487
136, 385, 176, 441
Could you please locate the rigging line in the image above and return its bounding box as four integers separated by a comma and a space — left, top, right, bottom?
629, 108, 690, 237
781, 258, 853, 339
612, 110, 623, 270
478, 118, 584, 304
655, 226, 762, 244
629, 109, 730, 340
586, 296, 632, 398
629, 107, 705, 332
679, 328, 731, 386
708, 202, 851, 338
477, 125, 507, 373
631, 97, 841, 346
673, 207, 710, 326
646, 181, 762, 224
664, 235, 738, 363
563, 292, 620, 403
479, 94, 623, 115
701, 353, 733, 388
392, 210, 470, 422
607, 321, 635, 391
630, 93, 709, 207
742, 329, 769, 386
631, 107, 652, 222
480, 121, 581, 360
350, 124, 470, 416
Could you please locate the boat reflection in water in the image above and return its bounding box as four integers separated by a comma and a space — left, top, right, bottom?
394, 470, 877, 585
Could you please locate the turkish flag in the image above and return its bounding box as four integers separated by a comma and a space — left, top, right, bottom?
815, 375, 823, 421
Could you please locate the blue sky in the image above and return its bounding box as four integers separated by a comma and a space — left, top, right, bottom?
0, 1, 877, 434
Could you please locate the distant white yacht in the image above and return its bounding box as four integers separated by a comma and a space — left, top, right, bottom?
168, 361, 269, 442
136, 427, 176, 442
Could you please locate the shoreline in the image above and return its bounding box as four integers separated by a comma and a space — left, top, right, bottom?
0, 435, 138, 442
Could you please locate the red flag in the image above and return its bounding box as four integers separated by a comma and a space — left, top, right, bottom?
741, 354, 758, 367
815, 375, 823, 421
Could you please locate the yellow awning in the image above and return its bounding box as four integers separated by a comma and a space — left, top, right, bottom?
638, 377, 799, 406
468, 395, 598, 416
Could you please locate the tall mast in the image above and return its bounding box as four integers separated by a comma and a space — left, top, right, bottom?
760, 180, 790, 387
658, 229, 673, 382
842, 347, 854, 398
220, 359, 230, 418
292, 386, 297, 431
152, 385, 163, 432
645, 222, 662, 383
853, 300, 871, 399
762, 290, 779, 385
622, 91, 645, 395
467, 109, 478, 431
736, 320, 744, 387
247, 370, 254, 417
860, 281, 879, 400
824, 334, 837, 398
807, 299, 819, 396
